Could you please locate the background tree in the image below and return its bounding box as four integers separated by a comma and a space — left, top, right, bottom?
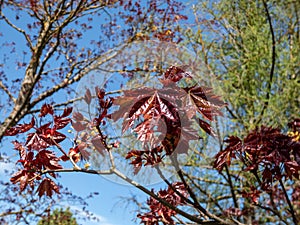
187, 0, 299, 134
37, 208, 77, 225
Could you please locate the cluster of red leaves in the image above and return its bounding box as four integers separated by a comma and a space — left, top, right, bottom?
138, 182, 188, 225
125, 147, 164, 174
112, 66, 225, 174
214, 119, 300, 191
6, 104, 73, 197
72, 88, 114, 157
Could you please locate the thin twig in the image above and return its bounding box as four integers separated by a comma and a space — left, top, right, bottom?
0, 13, 33, 51
255, 0, 276, 126
279, 178, 298, 225
0, 80, 16, 103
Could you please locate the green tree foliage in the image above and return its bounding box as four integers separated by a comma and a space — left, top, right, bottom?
37, 208, 77, 225
188, 0, 299, 135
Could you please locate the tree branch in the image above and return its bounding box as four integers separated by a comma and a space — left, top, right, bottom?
0, 80, 16, 103
255, 0, 276, 126
0, 13, 33, 51
279, 178, 298, 225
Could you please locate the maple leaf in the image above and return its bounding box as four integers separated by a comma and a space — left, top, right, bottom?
39, 104, 54, 117
126, 148, 164, 175
198, 119, 216, 137
12, 140, 26, 160
11, 162, 39, 192
112, 87, 184, 125
26, 122, 66, 150
284, 161, 300, 179
60, 107, 73, 117
10, 170, 24, 184
163, 65, 191, 82
183, 86, 225, 120
44, 129, 66, 144
112, 68, 225, 171
113, 90, 180, 146
72, 121, 87, 132
95, 87, 105, 99
213, 136, 241, 172
26, 132, 50, 150
4, 117, 35, 136
126, 150, 146, 175
53, 107, 72, 130
34, 150, 62, 170
36, 178, 60, 198
73, 112, 84, 121
138, 182, 188, 225
54, 116, 71, 130
84, 88, 92, 105
241, 187, 261, 204
91, 136, 106, 156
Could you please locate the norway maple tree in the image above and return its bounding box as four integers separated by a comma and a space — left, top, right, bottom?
0, 0, 300, 225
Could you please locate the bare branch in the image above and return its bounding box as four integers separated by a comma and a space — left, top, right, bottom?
254, 0, 276, 126
0, 13, 33, 51
0, 80, 16, 103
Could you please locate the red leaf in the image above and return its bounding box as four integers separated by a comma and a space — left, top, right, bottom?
241, 187, 261, 204
285, 161, 300, 179
10, 169, 38, 192
4, 117, 35, 136
198, 119, 216, 137
4, 127, 18, 136
163, 65, 189, 82
19, 117, 35, 133
12, 141, 26, 160
60, 155, 69, 162
138, 182, 188, 224
39, 104, 54, 117
54, 116, 71, 130
213, 136, 241, 172
91, 136, 106, 155
26, 133, 49, 150
35, 150, 62, 170
72, 121, 86, 132
121, 92, 177, 136
10, 170, 26, 185
19, 173, 28, 191
185, 86, 225, 120
46, 130, 66, 144
78, 142, 90, 160
84, 88, 92, 105
61, 107, 72, 117
36, 178, 60, 198
95, 87, 105, 100
126, 150, 144, 159
73, 112, 84, 121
